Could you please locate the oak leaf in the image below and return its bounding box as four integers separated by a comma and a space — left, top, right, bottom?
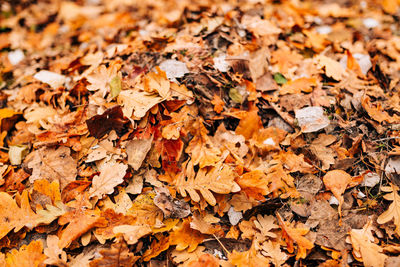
89, 239, 139, 267
185, 119, 220, 168
171, 246, 208, 266
43, 235, 67, 266
229, 241, 270, 267
349, 222, 387, 267
170, 219, 205, 252
254, 214, 279, 239
89, 162, 128, 199
25, 146, 77, 189
175, 160, 240, 206
277, 213, 314, 260
126, 192, 163, 226
5, 240, 46, 267
377, 184, 400, 236
113, 224, 152, 245
261, 240, 288, 267
0, 191, 62, 239
237, 170, 270, 200
58, 197, 107, 248
143, 235, 170, 261
315, 55, 346, 81
126, 136, 153, 170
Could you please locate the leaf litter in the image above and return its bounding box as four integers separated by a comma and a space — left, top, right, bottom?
0, 0, 400, 266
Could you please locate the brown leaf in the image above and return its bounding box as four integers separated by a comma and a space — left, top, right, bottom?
25, 146, 77, 189
86, 106, 128, 139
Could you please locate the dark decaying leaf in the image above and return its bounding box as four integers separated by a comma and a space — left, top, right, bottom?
86, 106, 129, 139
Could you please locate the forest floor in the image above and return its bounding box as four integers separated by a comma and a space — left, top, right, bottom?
1, 0, 400, 266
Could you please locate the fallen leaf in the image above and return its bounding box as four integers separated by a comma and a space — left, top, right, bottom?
86, 105, 128, 139
377, 184, 400, 236
126, 136, 153, 170
5, 240, 46, 267
277, 213, 314, 260
323, 170, 352, 216
25, 146, 77, 189
315, 55, 346, 81
170, 219, 205, 252
113, 224, 152, 244
89, 239, 139, 267
43, 235, 67, 266
349, 221, 388, 267
175, 160, 240, 206
89, 162, 128, 199
295, 106, 330, 133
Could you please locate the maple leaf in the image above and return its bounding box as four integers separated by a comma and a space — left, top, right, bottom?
175, 160, 240, 206
277, 213, 314, 260
5, 240, 46, 267
349, 221, 388, 267
377, 184, 400, 236
323, 170, 352, 216
89, 239, 139, 267
89, 161, 128, 199
170, 219, 205, 252
25, 146, 77, 189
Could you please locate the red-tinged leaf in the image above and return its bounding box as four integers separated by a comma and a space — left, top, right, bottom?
86, 105, 129, 139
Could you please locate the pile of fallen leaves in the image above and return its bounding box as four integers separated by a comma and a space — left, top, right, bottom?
1, 0, 400, 266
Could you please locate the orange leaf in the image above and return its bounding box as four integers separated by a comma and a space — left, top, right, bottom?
170, 219, 205, 252
5, 240, 46, 267
280, 77, 317, 95
235, 109, 262, 139
237, 170, 270, 200
89, 239, 139, 267
229, 241, 270, 267
143, 235, 170, 261
323, 170, 352, 217
211, 94, 224, 114
277, 213, 314, 260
